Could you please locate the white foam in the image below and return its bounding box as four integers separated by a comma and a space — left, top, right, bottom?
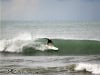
0, 33, 58, 52
0, 40, 6, 51
75, 63, 100, 74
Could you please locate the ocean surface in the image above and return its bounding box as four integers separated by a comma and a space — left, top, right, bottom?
0, 21, 100, 75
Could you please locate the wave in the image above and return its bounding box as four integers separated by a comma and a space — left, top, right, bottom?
0, 33, 100, 55
75, 63, 100, 74
0, 33, 52, 53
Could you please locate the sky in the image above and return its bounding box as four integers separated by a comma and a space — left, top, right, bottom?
0, 0, 100, 21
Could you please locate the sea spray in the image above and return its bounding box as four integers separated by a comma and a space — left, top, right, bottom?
0, 33, 56, 52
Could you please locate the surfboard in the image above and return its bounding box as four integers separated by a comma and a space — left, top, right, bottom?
46, 45, 58, 50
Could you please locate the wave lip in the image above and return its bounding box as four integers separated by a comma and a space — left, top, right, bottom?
75, 63, 100, 74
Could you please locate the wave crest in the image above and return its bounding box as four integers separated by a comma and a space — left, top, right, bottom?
0, 33, 51, 52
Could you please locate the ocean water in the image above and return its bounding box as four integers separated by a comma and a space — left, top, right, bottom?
0, 55, 100, 75
0, 21, 100, 75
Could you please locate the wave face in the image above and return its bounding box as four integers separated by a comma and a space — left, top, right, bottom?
0, 33, 100, 55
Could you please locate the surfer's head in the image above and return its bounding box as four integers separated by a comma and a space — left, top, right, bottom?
44, 38, 53, 45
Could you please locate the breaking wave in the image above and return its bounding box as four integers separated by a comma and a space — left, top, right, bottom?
75, 63, 100, 74
0, 33, 51, 53
0, 32, 100, 55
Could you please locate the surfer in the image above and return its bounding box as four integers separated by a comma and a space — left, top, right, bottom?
44, 38, 53, 46
44, 38, 58, 50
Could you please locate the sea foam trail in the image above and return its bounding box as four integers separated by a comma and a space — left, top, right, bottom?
0, 33, 50, 52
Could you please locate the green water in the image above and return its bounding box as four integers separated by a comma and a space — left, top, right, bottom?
22, 40, 100, 55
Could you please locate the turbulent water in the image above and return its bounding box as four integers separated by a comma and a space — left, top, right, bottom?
0, 21, 100, 75
0, 55, 100, 75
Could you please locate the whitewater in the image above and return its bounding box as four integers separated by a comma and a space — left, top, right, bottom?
0, 32, 59, 53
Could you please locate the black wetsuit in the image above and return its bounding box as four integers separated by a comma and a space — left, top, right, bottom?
45, 38, 53, 45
